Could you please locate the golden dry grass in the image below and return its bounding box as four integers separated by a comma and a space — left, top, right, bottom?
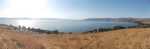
0, 28, 150, 49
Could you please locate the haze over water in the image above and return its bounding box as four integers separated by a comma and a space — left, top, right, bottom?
0, 19, 137, 32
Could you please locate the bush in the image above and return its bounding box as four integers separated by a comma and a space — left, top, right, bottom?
113, 26, 126, 30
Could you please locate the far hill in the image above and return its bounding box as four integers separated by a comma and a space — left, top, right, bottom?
84, 18, 150, 22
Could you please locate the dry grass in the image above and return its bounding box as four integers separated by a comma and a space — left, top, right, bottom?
0, 28, 150, 49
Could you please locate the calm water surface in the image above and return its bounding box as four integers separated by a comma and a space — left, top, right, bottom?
0, 19, 137, 32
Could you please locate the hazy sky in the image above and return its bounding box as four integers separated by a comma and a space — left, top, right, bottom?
0, 0, 150, 19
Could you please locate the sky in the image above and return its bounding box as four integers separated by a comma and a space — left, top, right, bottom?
0, 0, 150, 19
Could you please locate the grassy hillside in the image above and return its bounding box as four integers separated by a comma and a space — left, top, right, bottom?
0, 28, 150, 49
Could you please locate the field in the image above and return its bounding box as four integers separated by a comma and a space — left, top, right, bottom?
1, 27, 150, 49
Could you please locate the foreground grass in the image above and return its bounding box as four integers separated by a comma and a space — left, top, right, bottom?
0, 28, 150, 49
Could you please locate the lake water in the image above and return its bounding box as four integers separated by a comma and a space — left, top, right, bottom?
0, 19, 137, 32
